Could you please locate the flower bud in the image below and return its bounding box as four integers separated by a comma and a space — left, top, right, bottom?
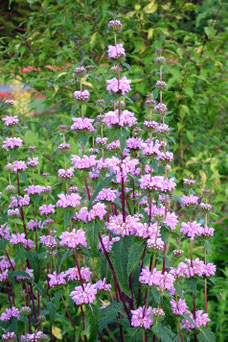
20, 306, 31, 316
108, 20, 123, 31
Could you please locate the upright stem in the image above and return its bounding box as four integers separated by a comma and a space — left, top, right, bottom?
190, 240, 198, 342
98, 233, 131, 321
121, 154, 126, 222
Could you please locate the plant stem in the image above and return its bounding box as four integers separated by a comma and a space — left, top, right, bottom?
98, 233, 131, 321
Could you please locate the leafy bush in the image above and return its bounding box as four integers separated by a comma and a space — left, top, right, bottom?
0, 14, 225, 341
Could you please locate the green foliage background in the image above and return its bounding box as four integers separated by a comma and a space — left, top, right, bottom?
0, 0, 227, 339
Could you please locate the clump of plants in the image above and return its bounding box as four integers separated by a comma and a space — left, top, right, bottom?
0, 19, 216, 342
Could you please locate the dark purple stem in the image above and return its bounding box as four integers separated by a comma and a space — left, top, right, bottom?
98, 233, 131, 322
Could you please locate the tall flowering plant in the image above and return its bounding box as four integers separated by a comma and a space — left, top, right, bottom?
0, 19, 216, 342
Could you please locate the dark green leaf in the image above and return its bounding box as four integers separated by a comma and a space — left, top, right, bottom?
127, 240, 145, 276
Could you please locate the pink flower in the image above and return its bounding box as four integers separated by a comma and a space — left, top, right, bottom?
156, 123, 170, 134
27, 157, 39, 167
59, 229, 87, 249
73, 90, 90, 101
183, 178, 195, 186
12, 160, 27, 173
56, 193, 81, 209
0, 225, 10, 240
65, 267, 91, 282
200, 203, 212, 211
140, 175, 176, 192
126, 137, 144, 150
16, 268, 34, 280
181, 194, 199, 207
24, 185, 46, 195
155, 80, 167, 91
9, 195, 30, 208
147, 237, 164, 251
20, 331, 48, 341
199, 226, 214, 237
98, 235, 120, 252
70, 283, 97, 305
58, 167, 74, 179
2, 115, 18, 126
106, 76, 131, 96
2, 332, 17, 341
102, 110, 137, 128
182, 310, 210, 330
195, 310, 211, 328
48, 272, 66, 287
96, 137, 108, 146
177, 258, 216, 278
97, 188, 118, 203
106, 214, 143, 236
76, 203, 107, 222
96, 278, 112, 291
0, 269, 9, 282
170, 298, 188, 315
154, 103, 167, 114
39, 204, 55, 215
108, 20, 123, 30
71, 155, 96, 169
71, 117, 94, 132
40, 235, 58, 253
164, 212, 178, 230
107, 44, 125, 58
180, 221, 203, 240
2, 137, 23, 150
131, 306, 154, 329
0, 256, 14, 271
0, 307, 20, 321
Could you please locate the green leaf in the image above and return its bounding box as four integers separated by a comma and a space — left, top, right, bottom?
186, 278, 198, 295
86, 222, 101, 257
187, 131, 194, 143
204, 27, 217, 40
64, 209, 74, 228
150, 287, 160, 305
88, 173, 115, 206
199, 328, 216, 342
99, 301, 124, 331
58, 250, 72, 273
172, 194, 184, 205
111, 236, 132, 296
120, 128, 128, 152
158, 325, 175, 342
46, 302, 57, 325
88, 305, 100, 342
205, 240, 212, 255
127, 240, 145, 276
10, 270, 32, 279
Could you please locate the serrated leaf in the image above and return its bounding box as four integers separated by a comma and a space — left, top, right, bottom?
46, 302, 56, 324
158, 325, 174, 342
99, 301, 124, 331
111, 236, 132, 296
88, 305, 100, 342
186, 277, 198, 295
199, 328, 216, 342
127, 240, 145, 276
64, 209, 74, 228
86, 222, 101, 257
